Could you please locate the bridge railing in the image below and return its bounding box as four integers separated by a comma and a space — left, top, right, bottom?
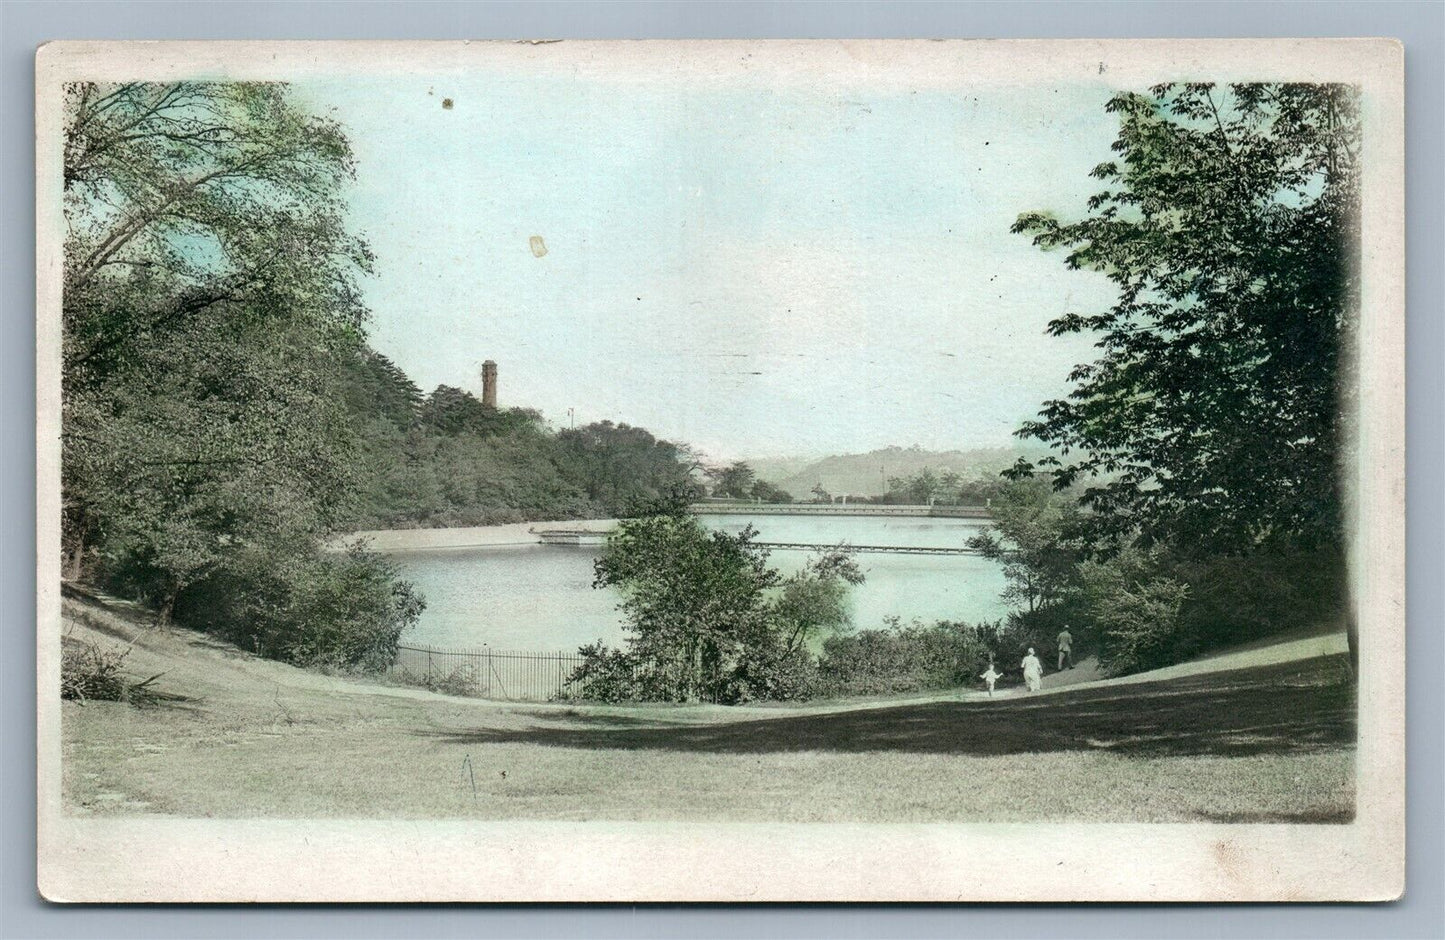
690, 502, 991, 518
753, 541, 982, 555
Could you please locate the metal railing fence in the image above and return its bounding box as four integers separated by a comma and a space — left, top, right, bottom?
390, 643, 585, 701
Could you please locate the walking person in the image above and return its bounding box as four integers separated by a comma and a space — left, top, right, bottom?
1056, 626, 1074, 671
980, 660, 1002, 697
1021, 647, 1043, 692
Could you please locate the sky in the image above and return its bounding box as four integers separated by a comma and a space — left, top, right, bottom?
299, 69, 1123, 462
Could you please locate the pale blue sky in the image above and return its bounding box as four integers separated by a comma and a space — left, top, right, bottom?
299, 74, 1122, 460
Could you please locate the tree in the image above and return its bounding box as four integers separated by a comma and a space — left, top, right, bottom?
1009, 83, 1360, 557
63, 82, 371, 605
576, 516, 865, 703
886, 467, 945, 505
421, 385, 543, 438
590, 514, 780, 702
340, 350, 423, 431
750, 479, 794, 504
60, 81, 422, 667
554, 421, 701, 516
966, 480, 1085, 617
707, 462, 757, 500
773, 547, 865, 654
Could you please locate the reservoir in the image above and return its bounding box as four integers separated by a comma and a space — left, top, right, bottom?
384, 513, 1008, 653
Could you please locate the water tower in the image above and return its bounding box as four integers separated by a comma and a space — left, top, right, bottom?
481, 360, 498, 409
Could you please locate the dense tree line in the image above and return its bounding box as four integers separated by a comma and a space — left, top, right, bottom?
338, 349, 702, 528
875, 467, 1006, 506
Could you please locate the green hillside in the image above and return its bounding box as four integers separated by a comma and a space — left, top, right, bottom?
748, 445, 1047, 499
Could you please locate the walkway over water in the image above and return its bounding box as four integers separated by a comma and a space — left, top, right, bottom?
755, 541, 982, 556
535, 530, 982, 555
689, 502, 992, 519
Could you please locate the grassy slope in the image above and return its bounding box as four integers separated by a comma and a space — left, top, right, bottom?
60, 592, 1355, 822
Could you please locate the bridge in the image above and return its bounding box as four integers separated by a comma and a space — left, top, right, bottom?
754, 541, 982, 556
535, 530, 982, 556
688, 502, 991, 519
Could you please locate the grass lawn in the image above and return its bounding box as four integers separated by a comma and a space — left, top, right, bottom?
60, 592, 1355, 823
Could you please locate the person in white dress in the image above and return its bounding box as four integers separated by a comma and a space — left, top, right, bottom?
1021, 648, 1043, 692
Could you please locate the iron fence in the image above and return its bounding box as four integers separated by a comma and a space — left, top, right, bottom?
390, 643, 586, 702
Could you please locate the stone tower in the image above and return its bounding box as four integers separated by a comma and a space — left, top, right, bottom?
481, 360, 498, 409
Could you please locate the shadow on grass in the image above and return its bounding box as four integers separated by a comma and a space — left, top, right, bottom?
421, 656, 1356, 758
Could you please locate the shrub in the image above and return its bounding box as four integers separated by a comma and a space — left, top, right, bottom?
61, 637, 130, 702
816, 618, 990, 697
60, 634, 163, 704
395, 662, 480, 697
172, 541, 424, 671
727, 645, 820, 703
1092, 576, 1193, 676
561, 642, 645, 703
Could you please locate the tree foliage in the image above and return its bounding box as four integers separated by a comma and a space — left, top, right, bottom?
61, 81, 422, 666
332, 354, 705, 529
1009, 83, 1360, 556
588, 515, 781, 703
1072, 548, 1192, 676
773, 547, 865, 654
554, 421, 703, 516
966, 480, 1086, 615
881, 467, 1003, 506
706, 461, 757, 500
749, 479, 795, 504
572, 516, 864, 703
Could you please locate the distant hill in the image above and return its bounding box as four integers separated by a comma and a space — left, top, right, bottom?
746, 445, 1048, 499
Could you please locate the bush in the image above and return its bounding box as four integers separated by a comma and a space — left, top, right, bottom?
561, 642, 645, 703
816, 619, 990, 697
1091, 576, 1192, 676
172, 541, 425, 671
395, 662, 480, 697
61, 634, 163, 704
727, 645, 820, 703
61, 637, 130, 702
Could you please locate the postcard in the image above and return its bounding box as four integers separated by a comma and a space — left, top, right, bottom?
36, 39, 1404, 902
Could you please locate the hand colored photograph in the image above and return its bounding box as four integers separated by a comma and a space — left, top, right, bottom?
36, 40, 1404, 902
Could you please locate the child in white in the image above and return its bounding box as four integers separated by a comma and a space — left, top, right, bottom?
980, 662, 1002, 696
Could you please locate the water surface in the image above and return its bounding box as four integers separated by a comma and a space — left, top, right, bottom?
388, 513, 1008, 652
